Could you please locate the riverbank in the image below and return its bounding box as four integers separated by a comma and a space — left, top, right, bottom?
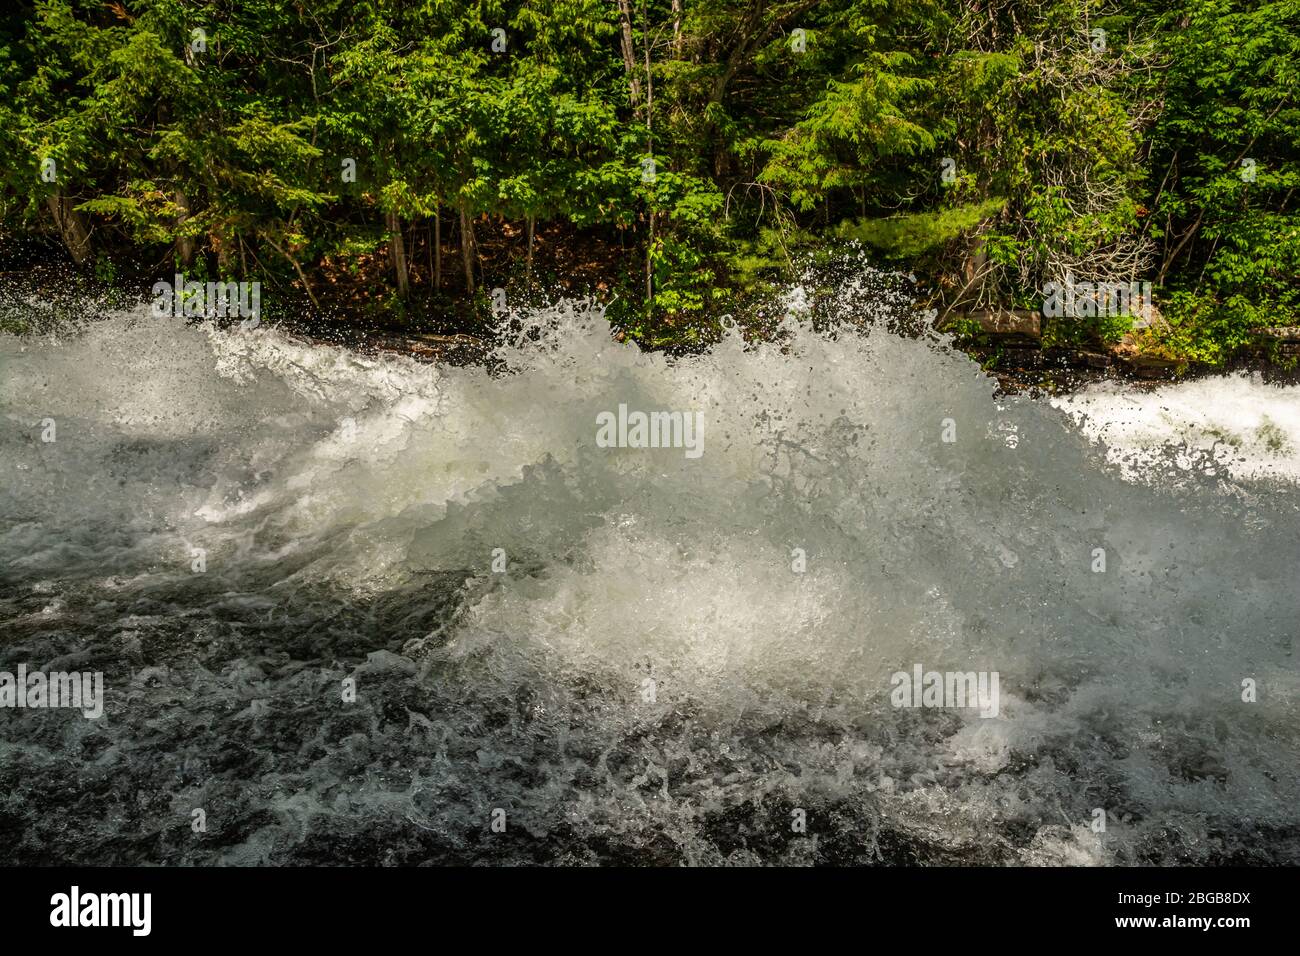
292, 305, 1300, 398
5, 251, 1300, 395
942, 308, 1300, 394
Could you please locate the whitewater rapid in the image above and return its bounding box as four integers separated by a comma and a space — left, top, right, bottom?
1, 297, 1297, 865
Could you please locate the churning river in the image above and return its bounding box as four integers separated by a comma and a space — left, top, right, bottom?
2, 291, 1298, 865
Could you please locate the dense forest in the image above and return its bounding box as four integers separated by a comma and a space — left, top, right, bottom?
1, 0, 1297, 364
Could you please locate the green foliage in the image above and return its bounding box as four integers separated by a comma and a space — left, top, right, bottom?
1144, 0, 1300, 313
1043, 312, 1136, 350
836, 199, 1006, 260
1141, 291, 1298, 366
0, 0, 1293, 361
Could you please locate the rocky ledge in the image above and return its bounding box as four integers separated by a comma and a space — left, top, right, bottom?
944, 308, 1300, 393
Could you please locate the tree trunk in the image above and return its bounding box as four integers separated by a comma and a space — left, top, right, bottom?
526, 214, 535, 281
963, 237, 988, 301
645, 210, 654, 304
434, 208, 442, 291
616, 0, 642, 113
708, 1, 819, 107
387, 208, 409, 298
1158, 210, 1204, 286
175, 188, 194, 267
426, 218, 434, 286
263, 233, 322, 310
642, 0, 654, 136
641, 0, 656, 307
459, 203, 476, 294
45, 193, 92, 265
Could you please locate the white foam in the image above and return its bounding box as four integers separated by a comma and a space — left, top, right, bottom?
2, 289, 1297, 864
1052, 373, 1300, 483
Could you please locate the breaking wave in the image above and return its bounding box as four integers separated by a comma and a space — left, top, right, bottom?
1, 286, 1297, 865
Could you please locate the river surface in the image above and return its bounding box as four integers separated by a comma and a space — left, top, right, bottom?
1, 293, 1297, 865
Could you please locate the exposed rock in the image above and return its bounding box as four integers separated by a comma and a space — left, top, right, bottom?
964, 308, 1041, 340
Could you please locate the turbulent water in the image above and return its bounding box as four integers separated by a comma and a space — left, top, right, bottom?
1, 287, 1298, 866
